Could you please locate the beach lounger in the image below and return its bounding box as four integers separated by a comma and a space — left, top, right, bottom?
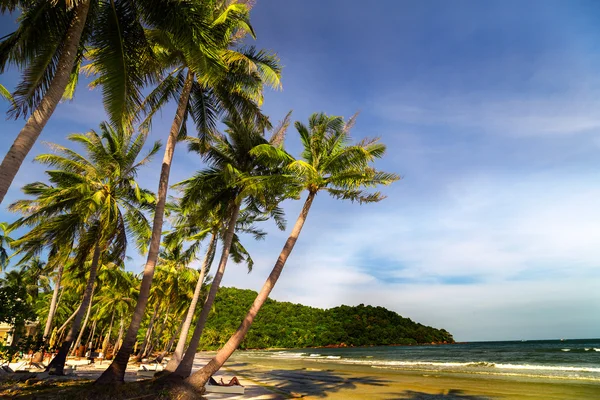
204, 383, 245, 394
204, 377, 245, 395
7, 361, 29, 372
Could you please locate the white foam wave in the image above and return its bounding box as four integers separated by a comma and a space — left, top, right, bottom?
317, 358, 600, 374
271, 352, 305, 359
561, 348, 570, 352
594, 348, 600, 352
326, 356, 341, 359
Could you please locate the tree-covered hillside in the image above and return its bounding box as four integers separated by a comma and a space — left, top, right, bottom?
200, 287, 454, 350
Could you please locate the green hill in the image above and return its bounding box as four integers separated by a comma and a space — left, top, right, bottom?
199, 287, 454, 350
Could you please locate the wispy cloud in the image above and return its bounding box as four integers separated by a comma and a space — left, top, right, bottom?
370, 89, 600, 137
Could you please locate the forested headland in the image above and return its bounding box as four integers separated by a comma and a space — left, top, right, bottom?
201, 287, 454, 350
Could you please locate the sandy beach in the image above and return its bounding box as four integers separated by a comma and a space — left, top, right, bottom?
3, 352, 599, 399
192, 352, 600, 400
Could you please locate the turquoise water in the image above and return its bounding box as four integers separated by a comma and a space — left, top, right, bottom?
240, 339, 600, 381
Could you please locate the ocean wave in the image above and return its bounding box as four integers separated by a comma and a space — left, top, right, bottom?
271, 352, 305, 359
309, 358, 600, 374
561, 348, 571, 351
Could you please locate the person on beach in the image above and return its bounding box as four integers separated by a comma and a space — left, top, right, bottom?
220, 376, 242, 386
208, 376, 243, 386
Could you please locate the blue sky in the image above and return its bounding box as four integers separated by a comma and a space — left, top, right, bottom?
2, 0, 600, 341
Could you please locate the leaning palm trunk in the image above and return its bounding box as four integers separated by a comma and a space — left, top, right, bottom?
44, 264, 64, 339
135, 307, 158, 362
85, 319, 97, 352
97, 70, 195, 384
187, 192, 316, 387
149, 306, 170, 359
113, 318, 124, 355
0, 0, 91, 205
102, 310, 116, 356
47, 243, 101, 375
171, 204, 241, 378
56, 303, 82, 338
71, 294, 94, 356
165, 232, 216, 372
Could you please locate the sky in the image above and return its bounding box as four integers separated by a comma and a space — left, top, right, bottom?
1, 0, 600, 341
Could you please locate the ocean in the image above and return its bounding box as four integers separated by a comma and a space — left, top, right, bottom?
237, 339, 600, 382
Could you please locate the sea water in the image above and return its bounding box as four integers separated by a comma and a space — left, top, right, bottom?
238, 339, 600, 382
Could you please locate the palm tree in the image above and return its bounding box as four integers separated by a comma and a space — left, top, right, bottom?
167, 113, 290, 378
0, 222, 13, 271
186, 112, 400, 387
93, 268, 138, 356
41, 244, 73, 339
9, 122, 157, 374
134, 244, 198, 362
163, 201, 267, 372
98, 1, 282, 383
18, 256, 52, 303
0, 0, 206, 204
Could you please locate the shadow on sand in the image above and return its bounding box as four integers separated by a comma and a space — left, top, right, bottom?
387, 389, 494, 399
230, 367, 390, 397
224, 365, 497, 399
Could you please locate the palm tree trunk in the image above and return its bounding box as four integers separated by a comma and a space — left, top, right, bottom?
113, 318, 124, 355
44, 264, 64, 339
0, 0, 91, 205
56, 303, 81, 337
85, 318, 97, 352
150, 304, 170, 358
135, 307, 158, 362
47, 243, 101, 375
102, 309, 116, 356
187, 191, 316, 388
165, 232, 216, 372
171, 203, 241, 378
71, 292, 94, 356
96, 69, 195, 384
156, 319, 184, 363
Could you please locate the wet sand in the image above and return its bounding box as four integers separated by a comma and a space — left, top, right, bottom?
204, 352, 600, 400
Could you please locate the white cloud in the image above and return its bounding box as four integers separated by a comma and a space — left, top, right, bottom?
370, 90, 600, 137
219, 172, 600, 341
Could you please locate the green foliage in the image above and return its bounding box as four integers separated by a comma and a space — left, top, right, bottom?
200, 287, 454, 350
0, 333, 45, 363
0, 284, 32, 326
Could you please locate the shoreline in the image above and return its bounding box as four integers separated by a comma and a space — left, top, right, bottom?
214, 352, 600, 400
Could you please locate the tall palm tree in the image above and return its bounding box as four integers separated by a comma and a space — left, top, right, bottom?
0, 0, 211, 204
186, 112, 400, 387
9, 122, 157, 374
98, 1, 281, 384
168, 114, 290, 378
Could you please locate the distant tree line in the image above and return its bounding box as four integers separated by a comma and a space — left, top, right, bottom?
200, 287, 454, 350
